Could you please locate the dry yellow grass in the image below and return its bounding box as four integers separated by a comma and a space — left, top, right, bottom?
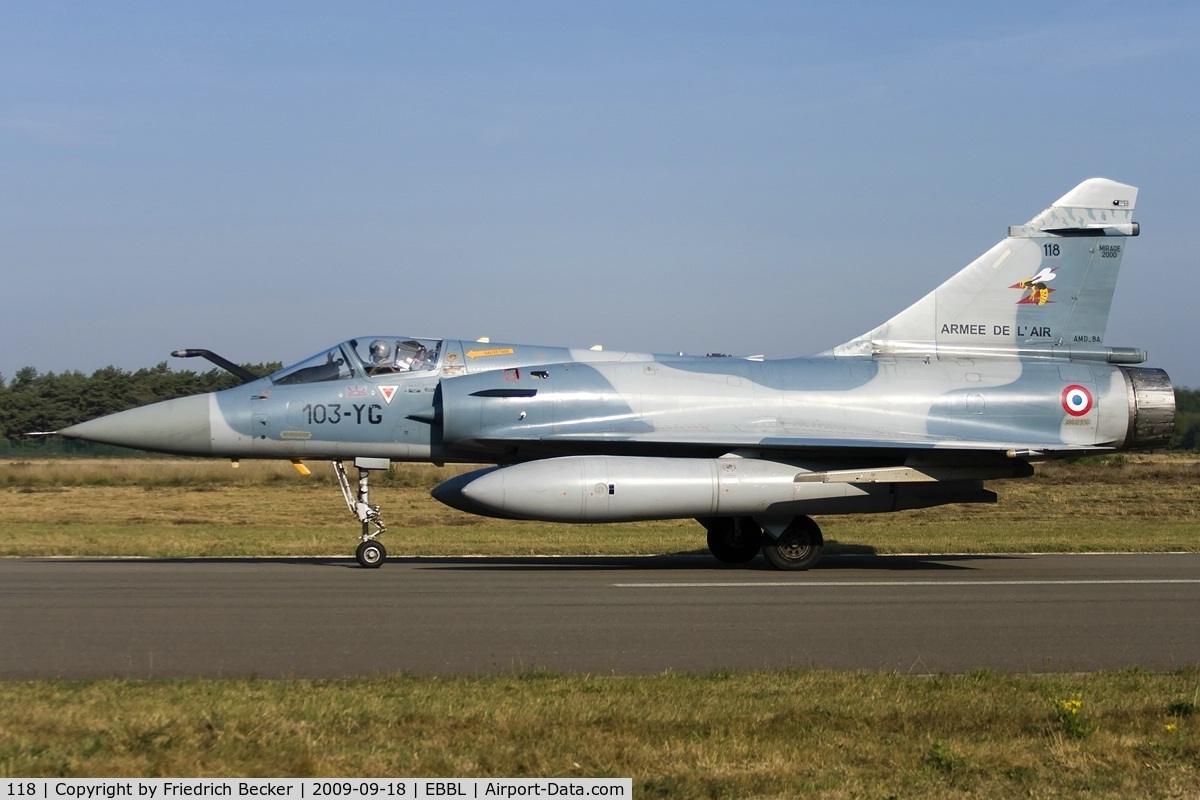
0, 458, 705, 558
1, 455, 1198, 558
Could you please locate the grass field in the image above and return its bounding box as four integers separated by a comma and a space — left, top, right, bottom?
1, 455, 1198, 559
1, 671, 1198, 796
2, 456, 1199, 795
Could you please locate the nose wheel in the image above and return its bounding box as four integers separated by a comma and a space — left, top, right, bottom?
334, 458, 391, 568
355, 539, 387, 569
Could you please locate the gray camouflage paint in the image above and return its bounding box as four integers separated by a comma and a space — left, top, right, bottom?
60, 179, 1174, 526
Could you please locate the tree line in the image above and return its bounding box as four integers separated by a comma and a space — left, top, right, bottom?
1174, 387, 1200, 451
0, 362, 279, 455
2, 364, 1199, 453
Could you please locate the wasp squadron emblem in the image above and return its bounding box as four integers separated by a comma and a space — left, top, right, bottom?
1012, 266, 1057, 305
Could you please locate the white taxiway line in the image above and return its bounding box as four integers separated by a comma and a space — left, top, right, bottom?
613, 579, 1200, 588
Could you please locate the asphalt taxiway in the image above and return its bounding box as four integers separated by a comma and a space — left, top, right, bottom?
2, 553, 1199, 678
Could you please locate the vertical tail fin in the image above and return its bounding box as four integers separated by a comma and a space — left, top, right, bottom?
833, 178, 1145, 363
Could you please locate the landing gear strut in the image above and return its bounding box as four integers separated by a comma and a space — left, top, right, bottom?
334, 457, 391, 568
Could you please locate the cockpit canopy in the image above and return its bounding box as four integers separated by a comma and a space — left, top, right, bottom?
270, 337, 442, 385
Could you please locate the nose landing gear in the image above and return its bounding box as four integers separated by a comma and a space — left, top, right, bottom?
333, 457, 391, 568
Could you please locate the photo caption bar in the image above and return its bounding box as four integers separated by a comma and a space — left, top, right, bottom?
2, 780, 631, 799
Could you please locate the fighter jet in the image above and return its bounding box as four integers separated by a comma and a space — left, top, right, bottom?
60, 178, 1175, 569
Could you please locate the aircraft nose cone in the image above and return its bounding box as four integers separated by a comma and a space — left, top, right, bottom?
60, 393, 215, 455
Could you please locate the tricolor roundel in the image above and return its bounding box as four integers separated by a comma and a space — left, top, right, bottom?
1061, 385, 1094, 417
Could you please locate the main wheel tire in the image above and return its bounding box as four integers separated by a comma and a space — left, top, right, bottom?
762, 517, 823, 571
705, 517, 763, 564
356, 539, 387, 569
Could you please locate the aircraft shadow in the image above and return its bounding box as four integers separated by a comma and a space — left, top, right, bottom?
46, 553, 1022, 573
37, 556, 369, 570
414, 553, 1020, 573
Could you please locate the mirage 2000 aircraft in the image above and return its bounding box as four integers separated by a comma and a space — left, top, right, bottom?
60, 178, 1175, 569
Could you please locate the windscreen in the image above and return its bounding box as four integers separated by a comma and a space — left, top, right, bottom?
269, 347, 355, 385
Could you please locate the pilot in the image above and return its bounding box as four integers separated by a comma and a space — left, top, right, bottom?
367, 340, 398, 375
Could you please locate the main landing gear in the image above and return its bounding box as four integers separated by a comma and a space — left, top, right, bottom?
333, 457, 391, 568
761, 516, 824, 571
701, 515, 824, 570
701, 517, 764, 564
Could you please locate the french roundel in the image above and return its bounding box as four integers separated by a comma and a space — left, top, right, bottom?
1061, 385, 1094, 417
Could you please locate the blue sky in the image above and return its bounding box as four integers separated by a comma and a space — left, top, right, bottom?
3, 1, 1198, 385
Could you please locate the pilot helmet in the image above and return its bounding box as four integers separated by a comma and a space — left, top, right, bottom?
369, 340, 391, 361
